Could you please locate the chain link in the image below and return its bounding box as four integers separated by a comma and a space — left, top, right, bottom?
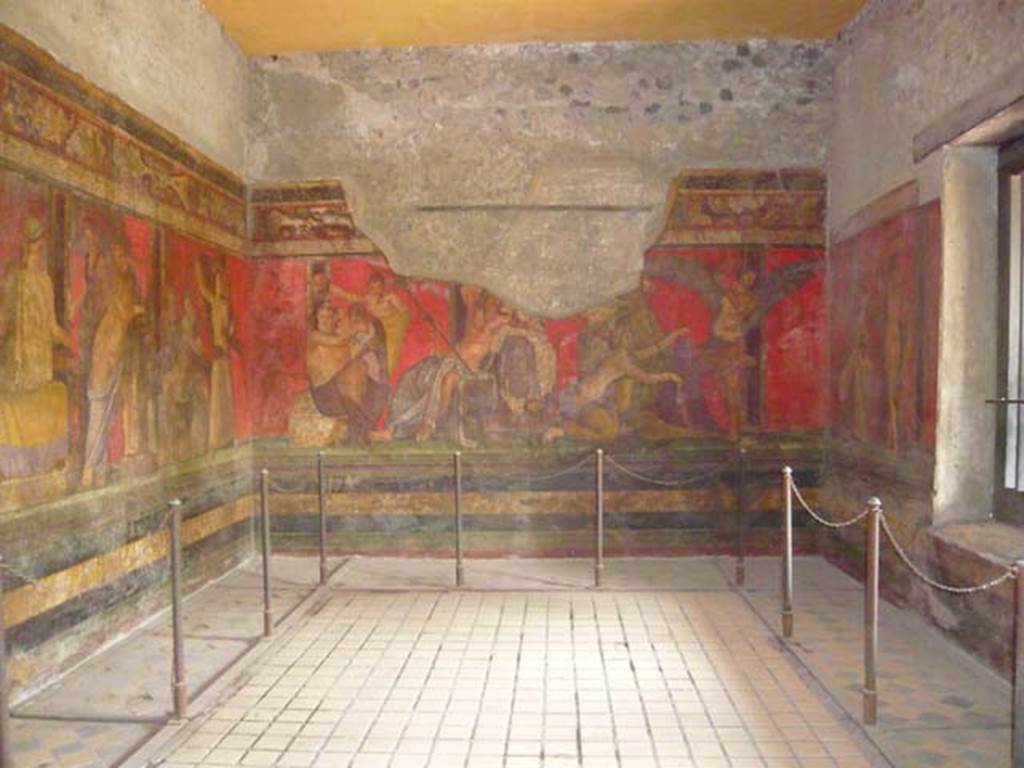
604, 455, 726, 488
879, 512, 1017, 594
0, 559, 40, 585
790, 479, 869, 529
264, 475, 313, 494
267, 452, 729, 491
463, 453, 595, 483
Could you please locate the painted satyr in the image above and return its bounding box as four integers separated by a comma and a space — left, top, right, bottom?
251, 171, 829, 450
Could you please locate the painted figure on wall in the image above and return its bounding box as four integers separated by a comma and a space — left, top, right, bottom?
488, 309, 557, 433
307, 302, 390, 445
838, 321, 874, 443
0, 217, 72, 479
708, 267, 759, 441
829, 202, 940, 452
81, 237, 148, 488
267, 248, 825, 449
195, 260, 234, 450
378, 286, 513, 445
318, 268, 410, 375
158, 292, 209, 463
450, 288, 557, 444
252, 172, 830, 450
645, 251, 820, 441
543, 314, 685, 443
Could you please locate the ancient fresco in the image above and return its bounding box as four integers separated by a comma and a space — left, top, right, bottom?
159, 234, 250, 464
250, 171, 827, 449
0, 165, 249, 510
0, 171, 70, 489
67, 200, 158, 488
829, 201, 941, 452
0, 29, 246, 251
659, 170, 826, 247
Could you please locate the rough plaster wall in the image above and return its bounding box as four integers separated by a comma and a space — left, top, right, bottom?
828, 0, 1024, 231
249, 40, 832, 316
0, 0, 249, 174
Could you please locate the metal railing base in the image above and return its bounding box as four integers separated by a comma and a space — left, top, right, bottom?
863, 690, 877, 726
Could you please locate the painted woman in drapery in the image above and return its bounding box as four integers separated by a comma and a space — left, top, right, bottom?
196, 260, 235, 450
81, 239, 146, 487
0, 217, 72, 479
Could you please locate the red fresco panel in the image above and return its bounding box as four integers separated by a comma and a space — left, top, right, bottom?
761, 248, 826, 429
250, 260, 310, 435
226, 254, 253, 438
828, 201, 942, 452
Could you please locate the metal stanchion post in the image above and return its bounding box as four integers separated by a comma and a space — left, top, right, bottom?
168, 498, 187, 720
317, 451, 327, 586
0, 556, 11, 768
781, 467, 794, 639
454, 451, 464, 587
595, 449, 604, 588
260, 469, 273, 637
1014, 560, 1024, 767
863, 496, 882, 726
736, 448, 747, 588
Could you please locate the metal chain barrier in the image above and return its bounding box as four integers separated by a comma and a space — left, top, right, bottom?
781, 464, 1023, 735
790, 478, 869, 529
0, 560, 39, 585
789, 473, 1014, 591
266, 475, 313, 494
603, 454, 726, 488
462, 452, 595, 483
879, 512, 1017, 594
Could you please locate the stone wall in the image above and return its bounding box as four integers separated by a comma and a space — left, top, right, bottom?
0, 0, 249, 174
828, 0, 1024, 234
248, 40, 833, 316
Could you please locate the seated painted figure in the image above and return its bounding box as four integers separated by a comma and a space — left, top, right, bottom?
0, 217, 72, 481
376, 291, 554, 447
291, 302, 389, 447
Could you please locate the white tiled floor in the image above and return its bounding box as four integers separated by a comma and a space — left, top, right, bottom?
148, 569, 881, 767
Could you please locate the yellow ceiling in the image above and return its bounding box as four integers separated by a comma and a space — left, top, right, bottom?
201, 0, 868, 56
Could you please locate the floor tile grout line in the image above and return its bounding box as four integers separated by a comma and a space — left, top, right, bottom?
388, 592, 468, 766
12, 579, 330, 767
134, 581, 341, 765
347, 591, 446, 768
460, 591, 508, 768
236, 590, 359, 763
411, 590, 473, 768
727, 571, 897, 768
611, 592, 664, 768
279, 590, 366, 765
500, 594, 528, 768
40, 558, 1012, 768
674, 587, 742, 765
541, 592, 550, 763
421, 590, 483, 768
590, 592, 624, 767
384, 596, 444, 766
646, 592, 698, 763
126, 566, 353, 768
228, 589, 362, 764
568, 595, 583, 767
707, 558, 797, 763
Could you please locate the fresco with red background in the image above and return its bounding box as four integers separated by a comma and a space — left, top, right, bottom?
249, 170, 828, 449
0, 165, 251, 498
829, 201, 941, 452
